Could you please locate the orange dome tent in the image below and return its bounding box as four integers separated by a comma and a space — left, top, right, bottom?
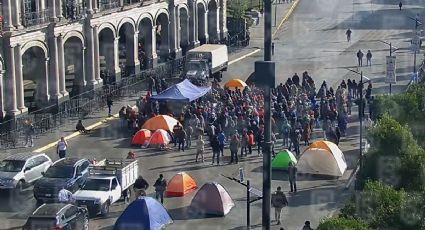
142, 115, 179, 132
224, 79, 248, 90
166, 172, 198, 197
148, 129, 172, 146
131, 129, 152, 145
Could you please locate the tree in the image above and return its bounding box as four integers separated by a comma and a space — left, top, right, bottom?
227, 0, 249, 19
317, 217, 370, 230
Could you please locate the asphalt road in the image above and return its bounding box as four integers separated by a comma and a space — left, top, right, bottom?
1, 0, 425, 229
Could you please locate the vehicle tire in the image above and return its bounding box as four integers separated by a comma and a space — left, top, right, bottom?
100, 202, 110, 216
83, 215, 89, 230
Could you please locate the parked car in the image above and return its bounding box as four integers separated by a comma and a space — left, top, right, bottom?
33, 158, 90, 203
0, 153, 52, 191
22, 203, 89, 230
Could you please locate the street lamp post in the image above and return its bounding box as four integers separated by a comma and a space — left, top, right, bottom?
378, 40, 398, 95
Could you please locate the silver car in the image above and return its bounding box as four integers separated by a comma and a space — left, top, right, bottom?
0, 152, 52, 190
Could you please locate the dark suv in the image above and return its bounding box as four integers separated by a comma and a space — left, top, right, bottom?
33, 158, 90, 203
22, 203, 89, 230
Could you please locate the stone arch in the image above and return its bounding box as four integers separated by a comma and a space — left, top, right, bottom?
118, 22, 137, 76
21, 40, 48, 59
98, 26, 118, 84
62, 31, 86, 47
117, 17, 137, 33
154, 8, 170, 23
98, 22, 117, 38
63, 36, 85, 96
138, 17, 154, 69
155, 11, 170, 62
197, 1, 208, 44
136, 13, 155, 29
21, 45, 49, 110
179, 6, 190, 55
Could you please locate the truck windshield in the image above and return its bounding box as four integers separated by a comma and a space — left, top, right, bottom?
187, 62, 206, 71
82, 179, 110, 191
44, 166, 74, 178
0, 160, 25, 172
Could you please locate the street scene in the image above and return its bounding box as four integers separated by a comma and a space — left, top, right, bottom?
0, 0, 425, 229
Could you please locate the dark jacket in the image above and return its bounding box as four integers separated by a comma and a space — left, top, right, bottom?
288, 165, 297, 180
211, 137, 221, 152
134, 177, 149, 190
271, 191, 288, 208
153, 178, 167, 192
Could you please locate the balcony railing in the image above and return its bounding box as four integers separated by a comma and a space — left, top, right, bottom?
63, 2, 87, 20
22, 9, 49, 27
123, 0, 143, 5
99, 0, 120, 11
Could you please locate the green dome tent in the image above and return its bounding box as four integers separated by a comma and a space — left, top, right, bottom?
272, 150, 297, 170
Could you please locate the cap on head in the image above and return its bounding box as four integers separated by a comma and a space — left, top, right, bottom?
277, 186, 281, 191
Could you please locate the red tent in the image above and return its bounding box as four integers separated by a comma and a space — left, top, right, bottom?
131, 129, 152, 145
166, 172, 198, 197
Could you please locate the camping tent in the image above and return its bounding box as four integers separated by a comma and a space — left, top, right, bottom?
166, 172, 198, 197
113, 197, 173, 230
297, 140, 347, 177
131, 129, 152, 145
272, 150, 297, 170
224, 79, 248, 90
151, 79, 211, 102
142, 115, 179, 132
189, 182, 234, 216
148, 129, 172, 146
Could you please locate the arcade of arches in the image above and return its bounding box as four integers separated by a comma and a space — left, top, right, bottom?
1, 0, 228, 116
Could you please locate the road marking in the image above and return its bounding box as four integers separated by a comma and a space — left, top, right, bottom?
273, 0, 301, 38
33, 113, 120, 153
229, 49, 261, 65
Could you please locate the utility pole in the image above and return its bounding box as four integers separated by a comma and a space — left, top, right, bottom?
378, 40, 398, 95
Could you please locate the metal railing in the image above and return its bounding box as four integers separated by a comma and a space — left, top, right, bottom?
99, 0, 120, 11
123, 0, 143, 6
0, 57, 186, 150
63, 2, 87, 20
22, 9, 49, 27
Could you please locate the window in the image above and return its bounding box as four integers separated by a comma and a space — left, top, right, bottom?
111, 179, 118, 189
24, 159, 36, 169
64, 206, 78, 219
80, 161, 90, 171
33, 156, 48, 167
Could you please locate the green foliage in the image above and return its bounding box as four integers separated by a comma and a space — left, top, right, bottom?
227, 0, 249, 19
317, 217, 370, 230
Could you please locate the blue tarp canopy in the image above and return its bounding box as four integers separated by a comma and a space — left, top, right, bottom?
114, 197, 173, 230
150, 79, 211, 102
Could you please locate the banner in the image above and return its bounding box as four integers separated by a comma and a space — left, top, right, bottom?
385, 56, 396, 84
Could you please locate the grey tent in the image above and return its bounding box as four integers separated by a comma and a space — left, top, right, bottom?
189, 182, 235, 216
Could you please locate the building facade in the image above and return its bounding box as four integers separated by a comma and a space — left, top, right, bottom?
0, 0, 227, 118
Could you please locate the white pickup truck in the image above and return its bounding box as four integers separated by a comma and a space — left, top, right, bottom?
74, 158, 138, 216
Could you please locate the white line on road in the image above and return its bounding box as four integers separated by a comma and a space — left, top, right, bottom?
229, 49, 261, 65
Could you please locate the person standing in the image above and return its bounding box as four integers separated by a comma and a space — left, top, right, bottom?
288, 162, 298, 193
218, 129, 226, 157
24, 120, 35, 147
366, 50, 372, 66
173, 123, 182, 147
229, 134, 240, 164
271, 186, 288, 225
399, 1, 402, 10
196, 136, 205, 163
153, 174, 167, 204
106, 95, 113, 117
57, 137, 68, 159
211, 135, 221, 165
256, 128, 264, 156
134, 176, 149, 199
357, 49, 364, 66
294, 130, 301, 156
178, 128, 186, 151
346, 28, 352, 42
186, 126, 193, 149
302, 221, 313, 230
247, 130, 255, 155
240, 130, 249, 157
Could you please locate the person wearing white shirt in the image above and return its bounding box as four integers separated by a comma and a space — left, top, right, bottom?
58, 188, 74, 203
57, 137, 68, 159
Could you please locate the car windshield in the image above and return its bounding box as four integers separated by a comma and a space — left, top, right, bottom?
44, 166, 74, 178
82, 179, 110, 191
0, 160, 25, 172
187, 62, 206, 71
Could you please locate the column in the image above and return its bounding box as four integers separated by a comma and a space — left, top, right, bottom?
0, 71, 5, 118
93, 0, 99, 13
204, 10, 209, 44
49, 0, 57, 21
80, 47, 86, 86
215, 7, 220, 41
57, 0, 63, 20
41, 58, 50, 102
15, 44, 27, 112
113, 37, 121, 81
3, 0, 14, 30
93, 26, 102, 82
5, 44, 18, 115
175, 8, 181, 51
85, 26, 96, 86
221, 1, 228, 40
129, 32, 140, 74
169, 5, 180, 57
48, 35, 61, 101
58, 35, 69, 96
13, 0, 23, 28
189, 1, 198, 47
151, 27, 158, 67
86, 0, 94, 13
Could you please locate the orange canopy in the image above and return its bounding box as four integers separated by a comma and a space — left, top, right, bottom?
142, 115, 179, 132
148, 129, 172, 146
131, 129, 152, 145
305, 140, 336, 154
166, 172, 198, 197
224, 79, 248, 89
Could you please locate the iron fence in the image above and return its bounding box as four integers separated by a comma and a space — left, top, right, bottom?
0, 57, 185, 150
